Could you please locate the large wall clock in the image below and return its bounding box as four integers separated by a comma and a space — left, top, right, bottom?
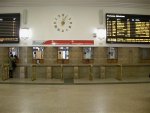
53, 14, 72, 32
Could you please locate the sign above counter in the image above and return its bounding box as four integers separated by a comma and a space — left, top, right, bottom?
32, 40, 94, 45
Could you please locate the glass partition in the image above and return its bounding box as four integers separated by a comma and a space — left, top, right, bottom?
83, 47, 93, 59
57, 47, 69, 63
107, 47, 118, 63
33, 47, 44, 64
58, 47, 69, 59
82, 47, 94, 63
107, 47, 118, 59
9, 47, 19, 63
9, 47, 19, 57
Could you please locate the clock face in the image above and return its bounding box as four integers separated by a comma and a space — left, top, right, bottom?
53, 14, 72, 32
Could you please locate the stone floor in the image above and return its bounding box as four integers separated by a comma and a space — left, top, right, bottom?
0, 83, 150, 113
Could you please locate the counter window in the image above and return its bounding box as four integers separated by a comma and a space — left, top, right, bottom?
9, 47, 19, 63
83, 47, 93, 59
82, 47, 94, 63
33, 47, 44, 59
57, 47, 69, 64
33, 47, 44, 64
58, 47, 69, 59
107, 47, 118, 63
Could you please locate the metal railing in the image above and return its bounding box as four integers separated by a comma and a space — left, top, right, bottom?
1, 63, 150, 81
1, 64, 9, 81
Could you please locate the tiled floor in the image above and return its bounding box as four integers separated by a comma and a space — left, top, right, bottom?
0, 83, 149, 113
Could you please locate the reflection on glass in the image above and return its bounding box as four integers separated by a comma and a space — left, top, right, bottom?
33, 47, 44, 59
83, 47, 93, 59
107, 47, 118, 59
9, 47, 19, 58
58, 47, 69, 59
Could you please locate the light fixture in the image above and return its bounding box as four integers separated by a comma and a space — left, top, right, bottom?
20, 28, 32, 40
94, 28, 106, 40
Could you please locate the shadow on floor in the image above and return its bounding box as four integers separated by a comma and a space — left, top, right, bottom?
64, 78, 74, 84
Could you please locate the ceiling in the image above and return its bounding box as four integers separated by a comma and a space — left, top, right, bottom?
0, 0, 150, 8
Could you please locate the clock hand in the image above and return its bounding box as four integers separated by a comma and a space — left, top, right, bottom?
61, 15, 68, 26
63, 15, 68, 21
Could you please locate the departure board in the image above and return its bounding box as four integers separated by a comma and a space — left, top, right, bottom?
0, 13, 20, 43
106, 13, 150, 44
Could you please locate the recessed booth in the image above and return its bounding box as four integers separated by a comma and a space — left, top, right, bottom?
107, 47, 118, 63
32, 47, 44, 64
9, 47, 19, 63
57, 47, 69, 64
82, 47, 94, 63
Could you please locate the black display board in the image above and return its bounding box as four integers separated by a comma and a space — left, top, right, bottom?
106, 13, 150, 44
0, 13, 20, 43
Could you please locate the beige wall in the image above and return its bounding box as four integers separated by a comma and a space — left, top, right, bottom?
0, 6, 149, 47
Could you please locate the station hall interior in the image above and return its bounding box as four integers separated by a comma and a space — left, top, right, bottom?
0, 0, 150, 113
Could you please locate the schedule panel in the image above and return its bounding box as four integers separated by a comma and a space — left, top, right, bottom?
106, 13, 150, 44
0, 13, 20, 43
